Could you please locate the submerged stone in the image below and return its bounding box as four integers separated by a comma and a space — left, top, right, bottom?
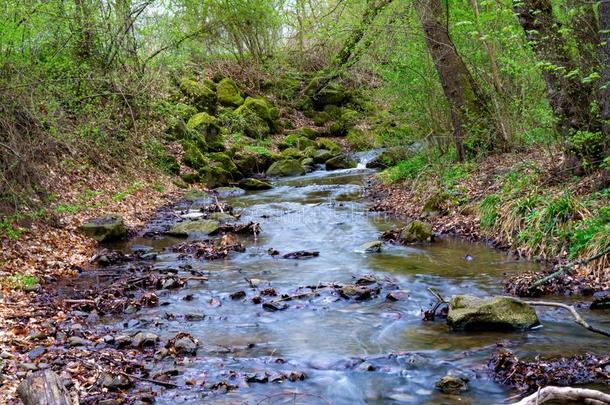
447, 295, 540, 331
239, 178, 272, 190
435, 375, 469, 394
359, 241, 382, 253
166, 220, 220, 237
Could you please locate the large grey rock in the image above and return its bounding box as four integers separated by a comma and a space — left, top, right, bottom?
266, 159, 306, 177
166, 220, 220, 237
447, 295, 540, 331
78, 215, 127, 242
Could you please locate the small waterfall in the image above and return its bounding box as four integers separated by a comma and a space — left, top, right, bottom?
353, 148, 386, 169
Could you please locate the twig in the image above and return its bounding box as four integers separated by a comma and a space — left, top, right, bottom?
119, 371, 180, 389
525, 300, 610, 338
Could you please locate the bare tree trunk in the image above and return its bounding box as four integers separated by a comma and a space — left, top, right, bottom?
415, 0, 494, 161
599, 1, 610, 160
513, 0, 599, 170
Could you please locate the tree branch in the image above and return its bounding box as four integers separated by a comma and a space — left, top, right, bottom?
525, 300, 610, 337
512, 386, 610, 405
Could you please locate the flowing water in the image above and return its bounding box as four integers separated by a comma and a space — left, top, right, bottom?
102, 155, 608, 404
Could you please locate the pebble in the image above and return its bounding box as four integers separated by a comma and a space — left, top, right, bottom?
27, 346, 46, 359
19, 362, 38, 371
68, 336, 90, 347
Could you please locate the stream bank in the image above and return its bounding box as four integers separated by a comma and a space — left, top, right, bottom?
3, 157, 609, 404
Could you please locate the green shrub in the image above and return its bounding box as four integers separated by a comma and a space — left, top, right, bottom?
381, 150, 431, 182
479, 194, 501, 230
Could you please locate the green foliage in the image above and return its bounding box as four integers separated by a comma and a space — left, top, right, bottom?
569, 206, 610, 259
479, 194, 501, 230
144, 139, 180, 175
3, 274, 39, 290
381, 150, 434, 183
567, 130, 606, 169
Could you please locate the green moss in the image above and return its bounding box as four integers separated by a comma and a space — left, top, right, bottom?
179, 78, 216, 111
316, 138, 341, 153
234, 108, 270, 138
235, 96, 280, 133
346, 128, 374, 151
281, 147, 303, 159
216, 78, 244, 107
209, 152, 241, 177
181, 140, 208, 169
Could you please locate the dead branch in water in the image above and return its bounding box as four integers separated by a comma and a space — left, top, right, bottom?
511, 386, 610, 405
524, 300, 610, 338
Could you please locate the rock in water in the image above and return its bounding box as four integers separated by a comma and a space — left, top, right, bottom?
18, 370, 72, 405
238, 178, 272, 190
399, 220, 433, 244
359, 241, 382, 253
78, 215, 127, 242
435, 375, 469, 394
325, 154, 357, 170
447, 295, 540, 331
266, 159, 306, 177
166, 220, 220, 237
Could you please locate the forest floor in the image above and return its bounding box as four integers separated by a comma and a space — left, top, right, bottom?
366, 148, 610, 297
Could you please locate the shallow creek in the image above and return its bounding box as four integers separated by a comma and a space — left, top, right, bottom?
95, 157, 607, 404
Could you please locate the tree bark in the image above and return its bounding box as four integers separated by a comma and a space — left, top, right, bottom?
415, 0, 494, 161
513, 0, 599, 165
599, 1, 610, 159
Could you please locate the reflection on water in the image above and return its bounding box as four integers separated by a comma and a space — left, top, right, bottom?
105, 165, 607, 404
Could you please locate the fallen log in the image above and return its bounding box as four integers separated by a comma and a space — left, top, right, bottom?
511, 386, 610, 405
17, 370, 73, 405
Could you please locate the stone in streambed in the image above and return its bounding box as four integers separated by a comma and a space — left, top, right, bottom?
435, 375, 469, 394
399, 220, 433, 244
239, 178, 272, 190
78, 215, 127, 242
312, 149, 334, 164
325, 154, 357, 170
358, 241, 382, 253
131, 332, 159, 348
213, 186, 245, 198
266, 159, 306, 177
166, 220, 220, 237
447, 295, 540, 331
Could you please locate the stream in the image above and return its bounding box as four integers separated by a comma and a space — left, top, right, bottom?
92, 153, 608, 404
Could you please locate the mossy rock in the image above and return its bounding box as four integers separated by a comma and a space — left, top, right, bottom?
79, 215, 127, 242
301, 157, 314, 172
203, 79, 217, 91
366, 146, 414, 169
187, 112, 224, 151
316, 139, 341, 153
167, 220, 220, 237
165, 119, 189, 140
233, 108, 270, 139
179, 78, 216, 112
327, 108, 359, 136
422, 192, 450, 219
198, 165, 232, 188
233, 152, 258, 174
399, 220, 433, 244
312, 149, 334, 164
266, 159, 306, 177
281, 147, 303, 160
346, 128, 374, 151
296, 127, 320, 140
239, 178, 272, 190
235, 97, 280, 133
325, 154, 357, 171
313, 83, 349, 108
181, 140, 208, 169
180, 173, 200, 184
216, 78, 244, 107
447, 295, 540, 331
313, 111, 331, 126
302, 146, 317, 158
208, 152, 241, 177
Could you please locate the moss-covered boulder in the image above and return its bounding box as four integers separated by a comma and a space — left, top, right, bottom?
235, 97, 280, 133
79, 215, 127, 242
316, 138, 341, 153
447, 295, 540, 331
181, 140, 208, 169
266, 159, 306, 177
328, 108, 359, 136
422, 192, 450, 219
346, 128, 374, 151
312, 149, 334, 164
399, 220, 433, 244
281, 147, 303, 160
181, 172, 200, 184
305, 77, 349, 108
325, 154, 357, 170
208, 152, 241, 178
234, 108, 270, 139
239, 178, 272, 190
296, 127, 320, 140
216, 78, 244, 107
167, 220, 220, 237
198, 165, 232, 188
367, 146, 413, 169
179, 78, 216, 112
187, 112, 224, 151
